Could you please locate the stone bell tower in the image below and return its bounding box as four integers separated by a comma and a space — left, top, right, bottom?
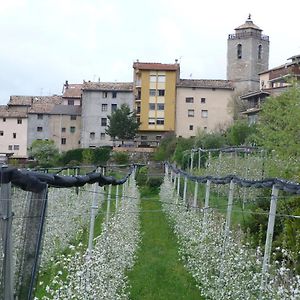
227, 15, 270, 93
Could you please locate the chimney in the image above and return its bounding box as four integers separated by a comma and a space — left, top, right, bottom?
65, 80, 69, 89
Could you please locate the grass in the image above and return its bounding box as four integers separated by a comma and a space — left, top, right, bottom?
127, 187, 203, 300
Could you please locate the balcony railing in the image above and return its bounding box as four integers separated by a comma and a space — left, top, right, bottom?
228, 33, 269, 41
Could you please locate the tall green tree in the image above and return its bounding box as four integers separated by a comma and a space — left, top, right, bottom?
106, 104, 140, 145
255, 84, 300, 157
29, 140, 59, 167
226, 120, 257, 146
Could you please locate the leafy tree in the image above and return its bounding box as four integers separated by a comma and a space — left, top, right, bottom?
153, 133, 177, 161
225, 120, 257, 146
29, 140, 59, 167
106, 104, 140, 145
255, 84, 300, 157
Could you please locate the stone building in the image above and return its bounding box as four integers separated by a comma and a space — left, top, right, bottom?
175, 79, 234, 137
227, 15, 269, 93
81, 81, 133, 148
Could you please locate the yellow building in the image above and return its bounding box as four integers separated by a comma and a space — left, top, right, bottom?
133, 61, 179, 146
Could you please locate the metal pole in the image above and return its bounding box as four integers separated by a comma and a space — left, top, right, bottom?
203, 180, 211, 227
177, 173, 180, 197
115, 185, 119, 210
198, 149, 201, 170
88, 182, 99, 256
260, 185, 279, 296
106, 184, 112, 224
225, 180, 235, 234
193, 181, 199, 210
190, 151, 194, 171
0, 181, 13, 300
183, 176, 188, 205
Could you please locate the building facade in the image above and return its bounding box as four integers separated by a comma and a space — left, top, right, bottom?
241, 54, 300, 123
227, 15, 269, 93
176, 79, 234, 137
0, 106, 28, 158
133, 61, 179, 146
27, 96, 63, 148
81, 82, 134, 148
49, 105, 81, 152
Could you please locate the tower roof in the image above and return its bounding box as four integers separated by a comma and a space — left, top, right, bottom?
235, 14, 262, 31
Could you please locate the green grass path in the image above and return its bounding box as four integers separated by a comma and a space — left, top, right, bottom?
127, 188, 204, 300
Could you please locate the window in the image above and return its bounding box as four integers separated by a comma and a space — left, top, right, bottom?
237, 44, 242, 59
3, 118, 6, 122
156, 118, 164, 125
150, 75, 156, 82
112, 91, 117, 98
61, 138, 66, 145
201, 110, 208, 118
189, 125, 194, 130
186, 97, 194, 103
17, 118, 22, 124
100, 133, 106, 140
0, 131, 3, 136
204, 126, 207, 131
156, 135, 162, 140
101, 118, 107, 126
148, 118, 155, 125
188, 109, 194, 117
149, 103, 155, 110
37, 114, 43, 120
158, 75, 165, 83
8, 145, 12, 150
70, 115, 77, 120
90, 132, 95, 139
201, 98, 206, 103
13, 145, 19, 150
102, 91, 108, 98
62, 127, 66, 132
149, 89, 156, 96
157, 103, 164, 110
258, 45, 262, 59
158, 89, 165, 96
37, 127, 43, 132
102, 104, 108, 111
111, 104, 117, 112
68, 99, 74, 105
70, 126, 76, 133
13, 133, 16, 138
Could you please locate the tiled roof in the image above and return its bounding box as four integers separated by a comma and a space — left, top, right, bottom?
27, 96, 63, 114
8, 96, 34, 106
50, 105, 81, 116
177, 79, 234, 90
82, 81, 133, 91
235, 17, 262, 31
133, 62, 179, 71
63, 84, 83, 98
0, 105, 27, 118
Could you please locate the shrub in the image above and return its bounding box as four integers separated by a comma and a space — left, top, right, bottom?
111, 152, 129, 165
147, 176, 163, 188
135, 166, 148, 186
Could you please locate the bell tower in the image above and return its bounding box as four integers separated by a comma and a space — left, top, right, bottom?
227, 15, 269, 93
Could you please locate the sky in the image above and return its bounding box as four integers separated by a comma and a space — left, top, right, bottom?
0, 0, 299, 105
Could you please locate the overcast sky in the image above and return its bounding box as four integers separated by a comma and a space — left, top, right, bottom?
0, 0, 299, 104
